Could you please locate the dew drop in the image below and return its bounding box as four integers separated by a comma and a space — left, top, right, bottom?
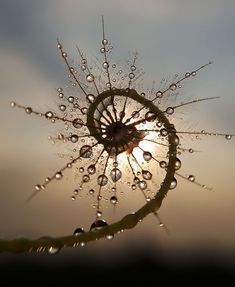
79, 167, 84, 173
89, 189, 95, 195
68, 96, 74, 103
103, 61, 109, 69
82, 174, 90, 183
70, 134, 78, 143
110, 196, 118, 205
86, 94, 95, 104
156, 91, 163, 97
81, 107, 88, 115
159, 161, 167, 168
59, 104, 66, 111
145, 111, 156, 122
73, 227, 84, 236
132, 111, 140, 119
106, 234, 114, 240
86, 74, 94, 83
96, 210, 102, 217
166, 107, 174, 115
131, 184, 137, 190
45, 111, 54, 119
110, 168, 122, 182
225, 134, 232, 140
62, 52, 67, 58
71, 195, 76, 201
175, 158, 181, 170
97, 174, 108, 186
90, 219, 108, 231
188, 175, 195, 182
102, 39, 108, 45
100, 47, 105, 53
185, 72, 191, 78
169, 178, 177, 189
47, 246, 60, 255
169, 83, 177, 91
142, 170, 152, 180
80, 145, 93, 158
87, 164, 96, 175
25, 107, 32, 114
143, 151, 152, 162
191, 71, 197, 76
55, 172, 63, 180
130, 65, 136, 71
138, 180, 147, 190
35, 184, 41, 191
10, 101, 16, 108
129, 73, 135, 79
73, 118, 83, 129
160, 128, 168, 137
189, 148, 194, 153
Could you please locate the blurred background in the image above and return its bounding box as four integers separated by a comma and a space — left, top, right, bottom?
0, 0, 235, 282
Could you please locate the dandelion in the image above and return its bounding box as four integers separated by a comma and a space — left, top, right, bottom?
4, 17, 234, 254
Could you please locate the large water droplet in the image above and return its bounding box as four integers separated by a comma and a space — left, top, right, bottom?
110, 168, 122, 182
166, 107, 174, 115
169, 83, 177, 91
97, 174, 108, 186
55, 172, 63, 180
90, 219, 108, 231
175, 158, 181, 170
25, 107, 32, 114
80, 145, 93, 158
103, 61, 109, 69
59, 104, 66, 111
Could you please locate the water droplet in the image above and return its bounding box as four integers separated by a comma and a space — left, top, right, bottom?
62, 52, 67, 58
131, 184, 137, 190
57, 88, 63, 92
129, 73, 135, 79
96, 210, 102, 217
102, 39, 108, 45
55, 172, 63, 180
143, 151, 152, 162
68, 96, 74, 103
156, 91, 163, 97
100, 47, 105, 53
188, 175, 195, 182
103, 61, 109, 69
82, 174, 90, 183
185, 72, 190, 78
71, 195, 76, 201
73, 118, 83, 129
110, 168, 122, 182
175, 158, 181, 170
169, 83, 177, 91
58, 92, 64, 98
79, 167, 84, 173
106, 234, 114, 240
166, 107, 174, 115
138, 180, 147, 190
70, 134, 78, 143
35, 184, 41, 191
45, 111, 54, 119
48, 246, 60, 255
81, 107, 88, 115
112, 64, 116, 68
225, 134, 232, 140
110, 196, 118, 204
145, 111, 156, 122
142, 170, 152, 180
73, 227, 84, 236
159, 161, 167, 168
25, 107, 32, 114
87, 164, 96, 175
189, 148, 194, 153
86, 94, 95, 104
191, 71, 197, 76
132, 111, 140, 119
10, 101, 16, 108
169, 178, 177, 189
89, 189, 95, 195
160, 128, 168, 136
59, 104, 66, 111
80, 145, 93, 158
173, 135, 180, 146
97, 174, 108, 186
130, 65, 136, 71
86, 74, 94, 83
90, 219, 108, 231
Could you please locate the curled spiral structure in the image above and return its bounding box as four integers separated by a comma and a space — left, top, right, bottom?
4, 17, 234, 254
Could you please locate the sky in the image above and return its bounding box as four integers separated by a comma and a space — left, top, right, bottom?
0, 0, 235, 272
